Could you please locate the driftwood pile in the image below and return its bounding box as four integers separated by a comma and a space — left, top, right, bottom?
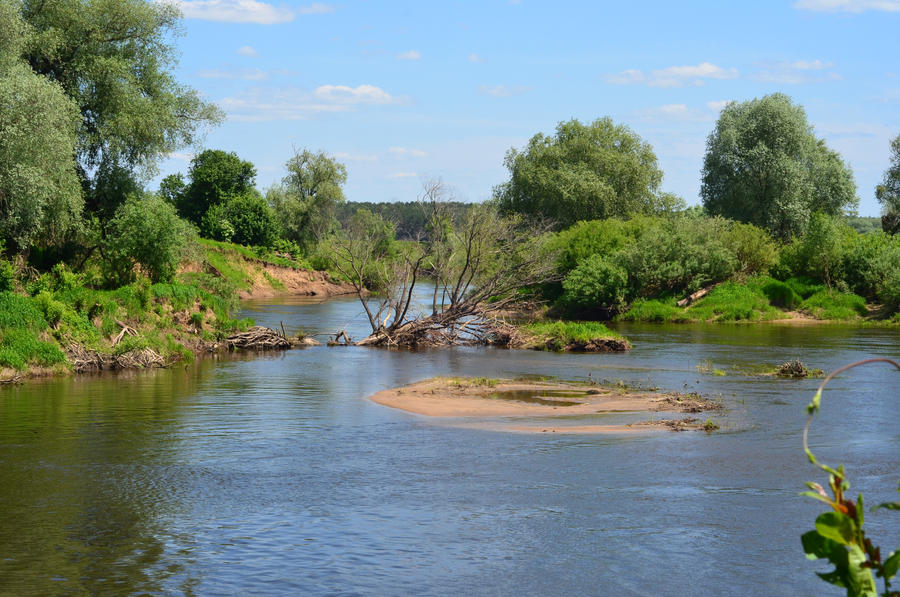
226, 326, 292, 350
776, 359, 811, 378
66, 343, 167, 373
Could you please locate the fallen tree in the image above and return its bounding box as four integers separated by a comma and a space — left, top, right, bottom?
324, 196, 559, 348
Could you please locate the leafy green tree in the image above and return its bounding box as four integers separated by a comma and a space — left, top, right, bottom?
175, 150, 257, 226
561, 255, 628, 313
701, 93, 857, 240
269, 149, 347, 251
0, 3, 82, 252
104, 195, 196, 284
219, 192, 280, 248
876, 134, 900, 234
18, 0, 221, 214
494, 118, 665, 229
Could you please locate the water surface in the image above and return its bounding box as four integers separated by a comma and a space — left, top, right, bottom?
1, 294, 898, 596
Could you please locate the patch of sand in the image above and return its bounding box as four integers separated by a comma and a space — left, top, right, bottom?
368, 377, 721, 434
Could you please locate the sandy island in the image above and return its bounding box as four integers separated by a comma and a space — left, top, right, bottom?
368, 377, 722, 434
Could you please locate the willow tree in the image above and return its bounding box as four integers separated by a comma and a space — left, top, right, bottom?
494, 118, 667, 229
701, 93, 857, 240
19, 0, 221, 218
0, 1, 82, 251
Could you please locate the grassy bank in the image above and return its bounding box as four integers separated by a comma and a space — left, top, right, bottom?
0, 241, 339, 381
615, 276, 873, 324
521, 321, 630, 351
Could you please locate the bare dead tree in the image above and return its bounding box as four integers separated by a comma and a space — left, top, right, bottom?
356, 204, 559, 347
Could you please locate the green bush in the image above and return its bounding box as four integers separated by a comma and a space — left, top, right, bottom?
561, 255, 628, 312
0, 260, 15, 292
200, 203, 235, 243
685, 280, 780, 322
762, 279, 802, 309
104, 196, 197, 284
616, 298, 683, 322
784, 277, 825, 299
0, 328, 65, 370
221, 192, 280, 248
800, 290, 867, 320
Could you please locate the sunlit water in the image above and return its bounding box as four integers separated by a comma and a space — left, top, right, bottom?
1, 291, 898, 596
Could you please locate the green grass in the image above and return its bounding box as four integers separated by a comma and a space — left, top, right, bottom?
524, 321, 624, 348
616, 298, 684, 323
685, 280, 781, 322
800, 289, 867, 320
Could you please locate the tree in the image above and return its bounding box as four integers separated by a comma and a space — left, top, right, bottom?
19, 0, 221, 215
175, 150, 257, 226
269, 149, 347, 251
0, 3, 82, 252
494, 118, 666, 229
876, 134, 900, 234
701, 93, 857, 240
104, 195, 196, 284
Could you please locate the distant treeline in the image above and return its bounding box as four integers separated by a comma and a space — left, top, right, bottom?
336, 201, 476, 240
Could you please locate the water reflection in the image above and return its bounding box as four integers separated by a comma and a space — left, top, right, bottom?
0, 294, 898, 595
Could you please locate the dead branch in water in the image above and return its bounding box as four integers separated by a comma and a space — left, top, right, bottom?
226, 326, 292, 350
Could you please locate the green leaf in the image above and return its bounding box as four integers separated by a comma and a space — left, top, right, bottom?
815, 511, 857, 545
800, 491, 833, 506
802, 530, 844, 560
882, 551, 900, 581
846, 544, 878, 597
872, 501, 900, 512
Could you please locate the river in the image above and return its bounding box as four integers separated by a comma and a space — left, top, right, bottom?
1, 292, 898, 596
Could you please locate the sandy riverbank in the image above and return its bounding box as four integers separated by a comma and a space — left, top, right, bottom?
368, 377, 721, 433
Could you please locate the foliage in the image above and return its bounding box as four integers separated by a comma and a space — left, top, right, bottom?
20, 0, 221, 179
173, 149, 257, 227
684, 279, 780, 322
104, 196, 197, 284
800, 290, 867, 320
0, 58, 82, 251
523, 321, 623, 345
801, 359, 900, 597
214, 192, 280, 248
560, 255, 628, 313
269, 149, 347, 251
0, 291, 64, 370
616, 298, 684, 323
876, 134, 900, 217
701, 93, 857, 240
335, 201, 475, 241
762, 279, 802, 309
494, 118, 666, 229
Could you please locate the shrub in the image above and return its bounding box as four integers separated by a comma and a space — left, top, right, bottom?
561, 255, 628, 312
784, 277, 825, 300
762, 279, 802, 309
221, 192, 280, 248
616, 298, 683, 322
200, 203, 235, 242
0, 260, 15, 292
800, 290, 867, 320
104, 195, 197, 284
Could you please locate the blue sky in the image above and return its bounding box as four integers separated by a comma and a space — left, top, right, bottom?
155, 0, 900, 216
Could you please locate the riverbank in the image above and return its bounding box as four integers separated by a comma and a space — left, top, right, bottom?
368, 377, 721, 433
0, 241, 353, 383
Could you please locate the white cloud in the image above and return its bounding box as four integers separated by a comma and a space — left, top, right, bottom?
606, 62, 738, 88
220, 84, 404, 122
167, 152, 195, 161
297, 2, 333, 14
163, 0, 332, 23
479, 84, 533, 97
389, 147, 427, 157
751, 60, 842, 84
794, 0, 900, 12
313, 84, 403, 105
468, 53, 484, 63
333, 152, 379, 162
397, 50, 421, 61
166, 0, 295, 24
196, 67, 269, 80
237, 45, 259, 57
706, 100, 732, 111
387, 172, 417, 179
